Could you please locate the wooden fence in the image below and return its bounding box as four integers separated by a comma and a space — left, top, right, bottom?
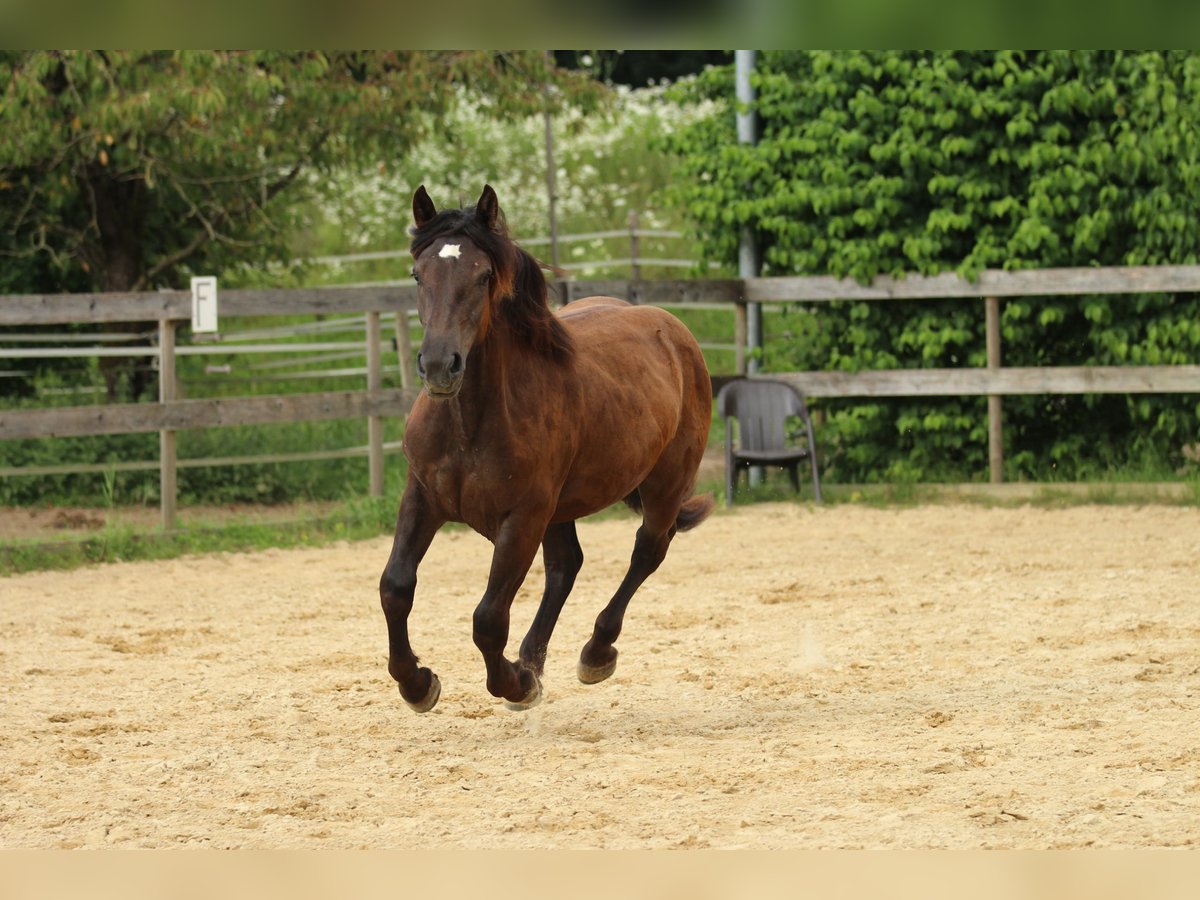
3, 265, 1200, 528
0, 286, 425, 529
738, 265, 1200, 485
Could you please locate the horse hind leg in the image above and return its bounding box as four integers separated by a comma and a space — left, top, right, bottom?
578, 518, 673, 684
580, 405, 713, 685
578, 470, 710, 685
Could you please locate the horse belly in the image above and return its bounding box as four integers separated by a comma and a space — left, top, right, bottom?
552, 312, 704, 519
553, 414, 671, 520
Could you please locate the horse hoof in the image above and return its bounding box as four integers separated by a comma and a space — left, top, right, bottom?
403, 672, 441, 713
504, 674, 543, 711
577, 651, 618, 685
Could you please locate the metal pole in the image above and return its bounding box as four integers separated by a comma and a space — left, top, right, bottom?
736, 50, 762, 376
986, 296, 1004, 484
736, 50, 764, 489
734, 301, 748, 376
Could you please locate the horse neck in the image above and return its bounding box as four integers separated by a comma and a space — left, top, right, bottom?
452, 319, 526, 428
450, 269, 561, 430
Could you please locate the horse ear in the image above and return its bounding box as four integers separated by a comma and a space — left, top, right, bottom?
476, 184, 501, 231
413, 185, 437, 227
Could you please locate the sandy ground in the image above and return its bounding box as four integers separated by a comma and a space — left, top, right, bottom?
2, 502, 1199, 849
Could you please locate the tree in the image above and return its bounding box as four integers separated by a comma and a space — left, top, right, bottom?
0, 51, 600, 397
306, 81, 712, 270
661, 51, 1200, 481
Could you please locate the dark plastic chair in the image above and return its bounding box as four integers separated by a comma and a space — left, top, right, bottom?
716, 379, 822, 505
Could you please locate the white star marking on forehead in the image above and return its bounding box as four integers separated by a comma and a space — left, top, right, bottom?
438, 243, 462, 260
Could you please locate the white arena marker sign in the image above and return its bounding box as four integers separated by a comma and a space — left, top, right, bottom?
438, 243, 462, 259
191, 276, 219, 333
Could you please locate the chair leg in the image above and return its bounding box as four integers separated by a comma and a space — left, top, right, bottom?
786, 462, 801, 494
729, 463, 748, 505
803, 416, 822, 503
724, 429, 735, 507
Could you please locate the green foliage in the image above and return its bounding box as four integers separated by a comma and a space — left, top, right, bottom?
286, 83, 715, 286
661, 51, 1200, 482
1, 51, 598, 293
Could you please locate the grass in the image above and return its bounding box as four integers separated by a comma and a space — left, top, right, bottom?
7, 466, 1198, 577
0, 495, 399, 576
713, 459, 1200, 511
0, 488, 669, 577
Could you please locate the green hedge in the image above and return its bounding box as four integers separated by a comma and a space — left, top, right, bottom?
662, 51, 1200, 482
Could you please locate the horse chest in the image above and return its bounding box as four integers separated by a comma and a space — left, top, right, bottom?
404, 427, 530, 527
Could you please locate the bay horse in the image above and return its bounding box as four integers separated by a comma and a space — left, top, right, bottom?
379, 184, 714, 712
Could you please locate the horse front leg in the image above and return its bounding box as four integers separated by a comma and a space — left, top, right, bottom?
472, 515, 547, 710
518, 520, 584, 677
379, 477, 445, 712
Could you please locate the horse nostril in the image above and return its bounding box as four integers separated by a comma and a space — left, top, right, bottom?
416, 353, 427, 379
448, 353, 463, 376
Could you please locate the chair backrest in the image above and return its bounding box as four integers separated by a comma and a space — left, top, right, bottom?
716, 379, 808, 452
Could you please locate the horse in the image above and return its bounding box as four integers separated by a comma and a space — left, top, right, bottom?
379, 184, 714, 712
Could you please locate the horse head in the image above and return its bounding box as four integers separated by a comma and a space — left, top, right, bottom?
409, 184, 505, 398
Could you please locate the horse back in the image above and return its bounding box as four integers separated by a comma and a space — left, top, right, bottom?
558, 298, 707, 392
557, 295, 633, 317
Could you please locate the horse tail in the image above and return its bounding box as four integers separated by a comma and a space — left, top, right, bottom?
675, 493, 715, 532
622, 490, 713, 532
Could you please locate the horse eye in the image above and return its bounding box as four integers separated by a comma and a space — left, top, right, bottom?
411, 272, 421, 285
478, 271, 492, 287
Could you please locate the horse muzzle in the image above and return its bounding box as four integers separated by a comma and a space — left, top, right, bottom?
417, 348, 465, 398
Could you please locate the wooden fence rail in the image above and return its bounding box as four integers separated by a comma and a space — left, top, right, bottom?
303, 216, 722, 282
743, 264, 1200, 301
0, 388, 418, 440
4, 266, 1200, 527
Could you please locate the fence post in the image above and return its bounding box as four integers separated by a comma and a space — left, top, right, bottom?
629, 210, 641, 281
985, 296, 1004, 483
158, 318, 177, 530
393, 309, 416, 390
558, 279, 574, 306
366, 310, 384, 497
734, 301, 748, 376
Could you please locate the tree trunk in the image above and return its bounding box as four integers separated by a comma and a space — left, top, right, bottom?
90, 169, 152, 401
